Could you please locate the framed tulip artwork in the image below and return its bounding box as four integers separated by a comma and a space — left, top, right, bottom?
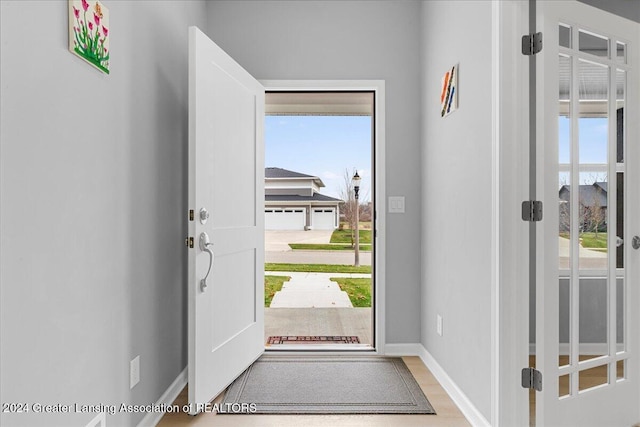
440, 64, 458, 117
68, 0, 110, 74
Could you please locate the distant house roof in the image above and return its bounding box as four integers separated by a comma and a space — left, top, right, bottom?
265, 194, 343, 203
559, 182, 607, 207
265, 167, 325, 188
265, 167, 316, 179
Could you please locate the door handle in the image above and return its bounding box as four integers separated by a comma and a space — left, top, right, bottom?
199, 232, 214, 292
632, 236, 640, 250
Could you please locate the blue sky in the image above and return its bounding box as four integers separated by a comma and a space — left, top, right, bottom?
265, 115, 372, 200
558, 116, 610, 187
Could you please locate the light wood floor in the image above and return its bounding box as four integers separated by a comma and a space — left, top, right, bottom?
158, 356, 471, 427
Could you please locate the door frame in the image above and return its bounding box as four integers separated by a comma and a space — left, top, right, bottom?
261, 80, 386, 355
494, 0, 534, 425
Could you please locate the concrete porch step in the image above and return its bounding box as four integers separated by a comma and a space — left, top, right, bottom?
270, 289, 353, 308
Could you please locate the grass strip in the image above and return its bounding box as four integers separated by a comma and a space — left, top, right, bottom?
330, 277, 371, 308
289, 243, 372, 251
264, 275, 290, 307
330, 229, 372, 244
265, 263, 371, 274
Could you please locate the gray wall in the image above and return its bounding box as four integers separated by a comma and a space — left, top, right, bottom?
205, 0, 424, 344
420, 1, 494, 421
0, 1, 206, 426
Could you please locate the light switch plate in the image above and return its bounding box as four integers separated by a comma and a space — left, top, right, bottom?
388, 196, 405, 213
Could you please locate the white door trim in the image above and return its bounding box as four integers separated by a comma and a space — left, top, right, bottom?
261, 80, 386, 354
494, 1, 531, 426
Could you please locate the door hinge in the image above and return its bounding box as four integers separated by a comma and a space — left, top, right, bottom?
522, 32, 543, 55
189, 209, 194, 221
522, 200, 543, 222
522, 367, 542, 391
184, 237, 194, 248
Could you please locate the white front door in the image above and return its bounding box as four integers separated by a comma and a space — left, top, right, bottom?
536, 2, 639, 425
187, 26, 264, 413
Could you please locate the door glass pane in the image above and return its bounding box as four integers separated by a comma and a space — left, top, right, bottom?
578, 60, 608, 164
617, 70, 625, 163
616, 360, 625, 381
559, 55, 571, 164
577, 172, 608, 271
559, 173, 571, 366
617, 274, 624, 352
616, 42, 626, 64
579, 269, 608, 361
559, 24, 572, 48
579, 364, 609, 391
559, 374, 570, 398
579, 30, 609, 58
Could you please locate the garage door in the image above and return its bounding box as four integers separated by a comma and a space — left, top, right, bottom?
312, 208, 336, 230
265, 208, 305, 230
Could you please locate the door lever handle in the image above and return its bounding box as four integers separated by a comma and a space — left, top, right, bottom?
199, 232, 214, 292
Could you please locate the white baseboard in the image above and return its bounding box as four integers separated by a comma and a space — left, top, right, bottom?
385, 343, 491, 427
137, 367, 187, 427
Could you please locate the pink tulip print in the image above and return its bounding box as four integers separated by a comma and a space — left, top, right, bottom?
69, 0, 109, 74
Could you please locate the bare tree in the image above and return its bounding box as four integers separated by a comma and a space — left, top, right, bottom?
338, 168, 370, 248
339, 168, 358, 248
586, 185, 606, 238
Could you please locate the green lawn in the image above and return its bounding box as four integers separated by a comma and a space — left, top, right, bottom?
265, 263, 372, 274
288, 243, 372, 251
579, 232, 608, 249
560, 232, 608, 250
330, 277, 371, 308
264, 275, 290, 307
330, 229, 372, 244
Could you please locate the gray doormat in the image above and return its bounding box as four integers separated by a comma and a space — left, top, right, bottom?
220, 356, 436, 414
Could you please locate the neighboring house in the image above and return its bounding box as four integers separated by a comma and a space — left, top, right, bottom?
558, 182, 608, 232
265, 167, 342, 230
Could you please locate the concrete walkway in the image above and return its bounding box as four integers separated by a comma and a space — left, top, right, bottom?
268, 272, 370, 308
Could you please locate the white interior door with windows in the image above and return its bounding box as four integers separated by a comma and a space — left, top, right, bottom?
187, 26, 264, 413
536, 1, 639, 425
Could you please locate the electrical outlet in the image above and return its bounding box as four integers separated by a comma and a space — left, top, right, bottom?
436, 314, 443, 336
130, 355, 140, 389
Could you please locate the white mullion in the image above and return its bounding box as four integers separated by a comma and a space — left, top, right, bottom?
570, 39, 580, 397
607, 53, 617, 386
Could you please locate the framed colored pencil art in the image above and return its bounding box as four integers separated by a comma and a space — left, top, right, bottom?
440, 64, 458, 117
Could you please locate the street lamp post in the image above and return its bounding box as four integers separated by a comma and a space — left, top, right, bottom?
352, 171, 361, 267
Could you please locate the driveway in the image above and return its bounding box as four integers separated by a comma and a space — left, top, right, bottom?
265, 230, 333, 251
265, 229, 371, 265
